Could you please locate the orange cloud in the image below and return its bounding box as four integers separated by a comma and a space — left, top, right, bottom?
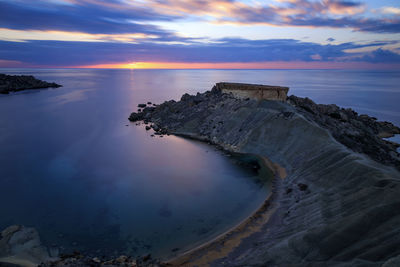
378, 6, 400, 15
143, 0, 247, 18
140, 0, 367, 28
0, 28, 158, 43
322, 0, 366, 15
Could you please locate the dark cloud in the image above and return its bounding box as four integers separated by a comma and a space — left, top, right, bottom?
0, 0, 399, 35
357, 48, 400, 63
285, 16, 400, 34
0, 0, 176, 36
0, 0, 399, 67
333, 0, 362, 8
208, 0, 399, 34
0, 38, 398, 67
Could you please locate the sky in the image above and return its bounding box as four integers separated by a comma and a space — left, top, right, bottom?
0, 0, 399, 69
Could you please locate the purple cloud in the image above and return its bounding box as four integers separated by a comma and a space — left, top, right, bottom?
0, 0, 399, 35
0, 38, 398, 67
0, 0, 176, 36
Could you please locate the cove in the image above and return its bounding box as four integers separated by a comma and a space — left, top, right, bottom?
0, 69, 270, 259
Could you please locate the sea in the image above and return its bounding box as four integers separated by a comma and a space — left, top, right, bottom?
0, 69, 399, 259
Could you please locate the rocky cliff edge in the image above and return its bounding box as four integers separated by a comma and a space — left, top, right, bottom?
128, 85, 400, 266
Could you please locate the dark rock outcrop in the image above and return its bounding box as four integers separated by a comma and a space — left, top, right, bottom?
129, 85, 400, 266
38, 251, 162, 267
0, 74, 61, 94
0, 224, 163, 267
288, 95, 400, 167
129, 88, 399, 170
0, 225, 51, 266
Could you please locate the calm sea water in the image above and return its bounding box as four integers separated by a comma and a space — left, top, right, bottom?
0, 69, 399, 259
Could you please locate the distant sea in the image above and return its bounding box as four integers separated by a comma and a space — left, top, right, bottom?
0, 69, 399, 258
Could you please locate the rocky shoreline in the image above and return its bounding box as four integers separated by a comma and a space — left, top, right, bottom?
2, 84, 400, 266
130, 87, 400, 170
0, 225, 163, 267
128, 85, 400, 266
0, 74, 61, 94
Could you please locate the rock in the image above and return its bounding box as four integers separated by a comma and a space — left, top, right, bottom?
287, 95, 400, 168
0, 74, 61, 94
382, 255, 400, 267
180, 93, 191, 102
0, 225, 20, 257
48, 246, 59, 258
92, 257, 101, 263
297, 183, 308, 191
115, 255, 128, 263
129, 83, 400, 266
102, 260, 114, 265
41, 253, 138, 267
142, 254, 151, 262
0, 225, 50, 266
145, 126, 151, 131
147, 102, 152, 105
138, 104, 146, 108
0, 262, 20, 266
129, 112, 144, 122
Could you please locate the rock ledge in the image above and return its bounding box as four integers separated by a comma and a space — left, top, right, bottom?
0, 74, 62, 94
128, 84, 400, 266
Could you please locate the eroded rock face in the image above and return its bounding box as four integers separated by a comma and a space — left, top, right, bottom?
0, 225, 50, 266
0, 74, 61, 94
129, 88, 400, 170
129, 87, 400, 266
288, 95, 400, 167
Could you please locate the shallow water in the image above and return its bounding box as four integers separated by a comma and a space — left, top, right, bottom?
0, 69, 271, 259
0, 69, 399, 259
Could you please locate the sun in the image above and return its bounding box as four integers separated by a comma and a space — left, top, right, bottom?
127, 62, 137, 69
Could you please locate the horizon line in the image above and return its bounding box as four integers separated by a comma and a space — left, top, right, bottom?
2, 61, 400, 70
1, 67, 400, 71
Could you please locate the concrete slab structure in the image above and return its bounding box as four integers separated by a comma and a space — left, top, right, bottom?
215, 82, 289, 101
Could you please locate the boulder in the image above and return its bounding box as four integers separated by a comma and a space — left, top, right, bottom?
0, 225, 50, 266
128, 112, 144, 122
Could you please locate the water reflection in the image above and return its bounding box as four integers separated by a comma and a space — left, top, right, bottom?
47, 88, 93, 105
0, 69, 269, 259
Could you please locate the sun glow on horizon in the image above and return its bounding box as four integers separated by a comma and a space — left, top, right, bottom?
74, 61, 400, 70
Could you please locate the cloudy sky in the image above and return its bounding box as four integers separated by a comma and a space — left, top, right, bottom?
0, 0, 399, 68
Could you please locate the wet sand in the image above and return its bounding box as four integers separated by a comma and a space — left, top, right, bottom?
166, 156, 286, 266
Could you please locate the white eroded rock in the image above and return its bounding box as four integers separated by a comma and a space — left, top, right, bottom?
0, 225, 50, 267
